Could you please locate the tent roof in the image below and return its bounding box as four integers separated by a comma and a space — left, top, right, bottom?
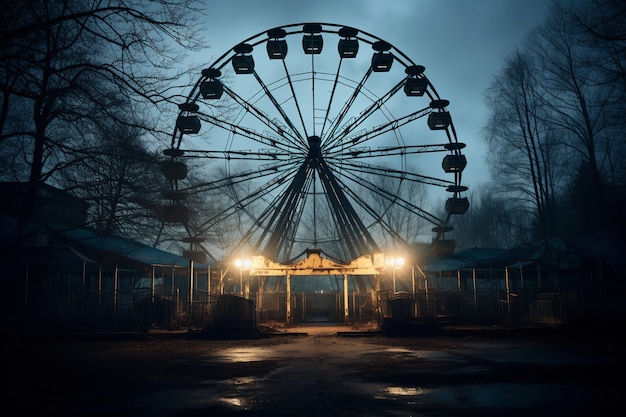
423, 247, 510, 272
423, 227, 626, 273
59, 227, 210, 269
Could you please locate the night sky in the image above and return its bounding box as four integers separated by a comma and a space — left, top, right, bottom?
185, 0, 551, 189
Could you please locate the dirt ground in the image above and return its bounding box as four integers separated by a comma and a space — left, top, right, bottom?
3, 324, 625, 416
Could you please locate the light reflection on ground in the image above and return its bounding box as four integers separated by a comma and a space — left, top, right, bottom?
359, 381, 599, 412
220, 376, 259, 385
211, 347, 270, 362
219, 396, 246, 408
384, 346, 467, 362
384, 386, 426, 396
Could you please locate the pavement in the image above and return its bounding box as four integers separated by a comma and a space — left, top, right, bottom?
5, 320, 626, 416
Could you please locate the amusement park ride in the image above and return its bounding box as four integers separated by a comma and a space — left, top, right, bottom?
160, 23, 468, 301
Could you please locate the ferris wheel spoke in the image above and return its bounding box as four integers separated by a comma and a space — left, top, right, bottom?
179, 148, 295, 161
250, 71, 308, 145
334, 165, 446, 227
197, 109, 305, 154
318, 58, 344, 139
222, 85, 308, 151
329, 143, 450, 160
331, 176, 414, 249
192, 167, 299, 235
316, 181, 366, 260
267, 179, 310, 260
255, 163, 313, 259
279, 59, 311, 139
324, 107, 431, 153
330, 159, 455, 188
324, 78, 406, 150
181, 162, 297, 196
317, 160, 379, 257
322, 67, 374, 145
235, 165, 308, 236
228, 181, 307, 259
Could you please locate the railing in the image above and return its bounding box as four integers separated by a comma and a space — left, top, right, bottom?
5, 281, 624, 333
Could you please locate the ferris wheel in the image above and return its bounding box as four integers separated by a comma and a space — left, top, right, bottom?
162, 23, 468, 264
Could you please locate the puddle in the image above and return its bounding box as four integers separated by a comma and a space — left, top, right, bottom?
222, 376, 259, 385
384, 347, 467, 362
384, 386, 426, 396
210, 347, 271, 362
219, 396, 247, 408
364, 381, 599, 413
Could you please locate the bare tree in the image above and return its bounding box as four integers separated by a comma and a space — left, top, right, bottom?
484, 50, 563, 240
525, 1, 621, 228
483, 0, 626, 241
0, 0, 205, 247
571, 0, 626, 223
453, 186, 530, 249
58, 122, 166, 240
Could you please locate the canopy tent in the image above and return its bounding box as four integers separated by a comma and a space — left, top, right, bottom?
423, 227, 626, 276
58, 227, 208, 269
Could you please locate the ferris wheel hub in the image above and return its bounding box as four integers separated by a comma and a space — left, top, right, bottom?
307, 135, 322, 147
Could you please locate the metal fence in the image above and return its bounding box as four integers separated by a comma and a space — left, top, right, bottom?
2, 260, 624, 333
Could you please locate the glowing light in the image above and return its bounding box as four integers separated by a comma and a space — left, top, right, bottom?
385, 255, 405, 293
235, 258, 252, 269
385, 256, 405, 267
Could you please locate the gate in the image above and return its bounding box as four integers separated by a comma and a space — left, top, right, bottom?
299, 292, 342, 322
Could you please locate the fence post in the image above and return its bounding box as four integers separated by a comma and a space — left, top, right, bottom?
81, 260, 86, 322
98, 266, 103, 321
171, 264, 175, 297
113, 265, 118, 320
24, 263, 29, 318
425, 274, 430, 316
189, 260, 194, 327
286, 273, 291, 324
412, 266, 417, 318
344, 274, 349, 324
151, 265, 156, 305
505, 266, 511, 319
245, 271, 249, 299
472, 268, 477, 316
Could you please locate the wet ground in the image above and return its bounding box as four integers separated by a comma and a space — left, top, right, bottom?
3, 323, 625, 416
